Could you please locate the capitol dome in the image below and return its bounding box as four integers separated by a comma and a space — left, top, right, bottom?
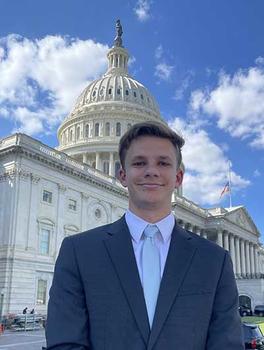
57, 21, 172, 180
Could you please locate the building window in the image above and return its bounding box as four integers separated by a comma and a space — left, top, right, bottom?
70, 129, 73, 142
68, 199, 77, 211
141, 94, 144, 100
92, 161, 96, 168
115, 161, 121, 177
108, 88, 112, 94
127, 123, 132, 130
43, 190, 52, 204
95, 123, 99, 137
116, 122, 121, 136
85, 124, 90, 138
125, 90, 129, 96
133, 91, 137, 97
95, 208, 101, 219
92, 90, 96, 97
76, 126, 80, 140
39, 228, 50, 255
105, 122, 110, 136
117, 88, 121, 95
103, 161, 109, 175
37, 279, 47, 305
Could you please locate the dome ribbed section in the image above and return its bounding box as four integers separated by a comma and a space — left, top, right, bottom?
69, 75, 160, 117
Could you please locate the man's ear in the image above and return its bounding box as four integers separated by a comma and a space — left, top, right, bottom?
118, 167, 127, 187
175, 169, 183, 188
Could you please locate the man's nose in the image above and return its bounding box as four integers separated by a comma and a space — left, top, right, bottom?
144, 165, 160, 176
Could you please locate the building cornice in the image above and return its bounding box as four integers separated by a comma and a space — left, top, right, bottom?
0, 133, 128, 199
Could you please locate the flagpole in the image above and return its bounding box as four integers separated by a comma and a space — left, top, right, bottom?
228, 160, 232, 208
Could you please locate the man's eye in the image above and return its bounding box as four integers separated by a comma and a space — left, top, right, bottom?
133, 162, 145, 166
159, 161, 171, 166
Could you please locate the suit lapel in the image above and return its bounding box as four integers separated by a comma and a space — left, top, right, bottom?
103, 216, 150, 345
148, 225, 197, 350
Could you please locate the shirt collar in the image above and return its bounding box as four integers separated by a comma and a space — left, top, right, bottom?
125, 209, 175, 243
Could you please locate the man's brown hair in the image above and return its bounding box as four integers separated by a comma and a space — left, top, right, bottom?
118, 121, 184, 169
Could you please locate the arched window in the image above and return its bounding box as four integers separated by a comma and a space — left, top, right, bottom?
95, 123, 99, 137
116, 122, 121, 136
85, 124, 90, 138
105, 122, 110, 136
76, 126, 80, 140
115, 161, 121, 177
103, 161, 109, 175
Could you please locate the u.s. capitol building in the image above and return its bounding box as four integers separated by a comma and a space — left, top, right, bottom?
0, 24, 263, 316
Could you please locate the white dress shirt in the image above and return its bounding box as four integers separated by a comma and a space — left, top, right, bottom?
125, 209, 175, 283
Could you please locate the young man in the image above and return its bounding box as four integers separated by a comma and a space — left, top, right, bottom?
46, 121, 243, 349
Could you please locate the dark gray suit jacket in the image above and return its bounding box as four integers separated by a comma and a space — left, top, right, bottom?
46, 216, 244, 349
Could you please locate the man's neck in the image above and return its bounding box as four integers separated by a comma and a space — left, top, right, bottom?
128, 206, 172, 223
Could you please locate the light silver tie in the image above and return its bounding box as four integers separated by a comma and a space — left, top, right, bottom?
142, 224, 161, 328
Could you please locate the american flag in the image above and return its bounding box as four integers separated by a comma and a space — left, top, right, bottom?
220, 182, 230, 198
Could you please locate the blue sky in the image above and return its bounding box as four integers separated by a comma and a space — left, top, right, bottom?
0, 0, 263, 236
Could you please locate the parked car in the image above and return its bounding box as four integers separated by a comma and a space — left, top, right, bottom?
242, 323, 264, 349
255, 305, 264, 317
239, 305, 253, 317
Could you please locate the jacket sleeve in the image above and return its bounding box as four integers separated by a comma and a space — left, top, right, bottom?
206, 251, 244, 349
46, 237, 91, 350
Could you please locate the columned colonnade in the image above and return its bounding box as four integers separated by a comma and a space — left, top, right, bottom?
177, 219, 260, 279
82, 152, 119, 177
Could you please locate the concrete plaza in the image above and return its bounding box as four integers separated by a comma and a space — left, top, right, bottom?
0, 329, 46, 350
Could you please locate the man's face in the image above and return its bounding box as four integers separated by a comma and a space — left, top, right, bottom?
119, 136, 183, 215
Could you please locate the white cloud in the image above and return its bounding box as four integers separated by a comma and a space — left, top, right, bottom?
190, 66, 264, 149
0, 34, 109, 135
155, 62, 173, 81
173, 71, 194, 101
155, 45, 163, 60
134, 0, 152, 22
255, 56, 264, 66
169, 117, 250, 206
254, 169, 261, 177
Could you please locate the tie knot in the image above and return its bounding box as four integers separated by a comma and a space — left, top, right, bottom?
143, 224, 159, 239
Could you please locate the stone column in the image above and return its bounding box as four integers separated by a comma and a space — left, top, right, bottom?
254, 245, 260, 277
56, 184, 67, 257
216, 230, 223, 247
196, 227, 201, 236
245, 241, 251, 277
109, 152, 114, 177
26, 174, 41, 251
229, 234, 236, 274
235, 236, 241, 278
184, 222, 190, 231
81, 193, 89, 231
240, 239, 246, 277
250, 243, 255, 277
95, 152, 100, 170
223, 232, 229, 251
83, 153, 88, 164
202, 230, 207, 239
188, 224, 194, 233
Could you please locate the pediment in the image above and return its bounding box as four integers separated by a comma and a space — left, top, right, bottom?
225, 207, 259, 235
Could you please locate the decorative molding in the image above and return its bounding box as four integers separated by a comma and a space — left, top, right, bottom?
57, 183, 67, 193
31, 174, 40, 184
81, 192, 89, 200
0, 167, 31, 182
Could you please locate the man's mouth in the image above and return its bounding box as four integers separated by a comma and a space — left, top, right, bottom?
139, 183, 163, 188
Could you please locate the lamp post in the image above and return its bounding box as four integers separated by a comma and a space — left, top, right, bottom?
0, 290, 4, 321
